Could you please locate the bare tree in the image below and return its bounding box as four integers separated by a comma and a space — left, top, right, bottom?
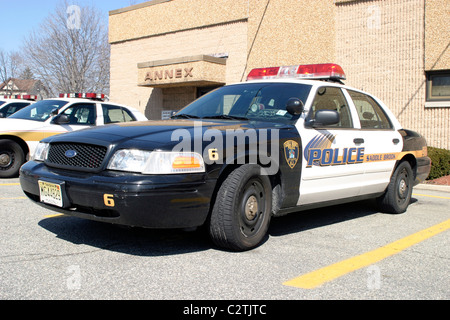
0, 50, 24, 94
22, 1, 110, 96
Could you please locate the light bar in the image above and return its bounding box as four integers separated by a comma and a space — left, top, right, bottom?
247, 63, 346, 81
2, 94, 37, 100
59, 93, 105, 100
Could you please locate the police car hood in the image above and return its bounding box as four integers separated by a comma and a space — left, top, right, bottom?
0, 118, 54, 133
43, 119, 290, 148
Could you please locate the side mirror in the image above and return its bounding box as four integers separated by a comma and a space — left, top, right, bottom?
0, 112, 5, 118
307, 109, 339, 127
52, 114, 70, 124
286, 98, 304, 116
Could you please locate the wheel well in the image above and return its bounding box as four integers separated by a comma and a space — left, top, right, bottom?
0, 136, 30, 159
209, 163, 283, 218
397, 154, 417, 180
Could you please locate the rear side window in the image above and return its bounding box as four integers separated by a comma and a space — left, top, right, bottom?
348, 90, 393, 129
102, 104, 136, 124
1, 102, 30, 117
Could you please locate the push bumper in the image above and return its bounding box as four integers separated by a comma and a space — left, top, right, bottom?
20, 161, 216, 229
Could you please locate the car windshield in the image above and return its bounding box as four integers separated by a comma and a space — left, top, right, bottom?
8, 100, 69, 122
0, 101, 6, 107
173, 83, 311, 124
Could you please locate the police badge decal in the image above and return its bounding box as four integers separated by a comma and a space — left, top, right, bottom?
284, 140, 299, 169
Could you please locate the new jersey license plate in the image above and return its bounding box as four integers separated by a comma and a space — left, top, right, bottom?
39, 181, 63, 207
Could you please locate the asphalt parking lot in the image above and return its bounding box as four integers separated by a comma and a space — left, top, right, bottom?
0, 177, 448, 303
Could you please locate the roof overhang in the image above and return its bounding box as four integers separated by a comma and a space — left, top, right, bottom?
138, 55, 227, 88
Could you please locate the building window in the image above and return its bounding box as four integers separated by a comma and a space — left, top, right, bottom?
426, 71, 450, 102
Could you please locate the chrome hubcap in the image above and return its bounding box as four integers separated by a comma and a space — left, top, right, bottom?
245, 195, 258, 220
0, 153, 12, 167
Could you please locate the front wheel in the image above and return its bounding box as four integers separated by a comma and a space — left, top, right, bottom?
209, 164, 272, 251
377, 161, 413, 214
0, 140, 25, 178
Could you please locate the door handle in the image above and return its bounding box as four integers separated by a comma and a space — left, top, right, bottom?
393, 138, 400, 144
353, 138, 364, 144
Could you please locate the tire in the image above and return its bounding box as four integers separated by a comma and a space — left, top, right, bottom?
209, 164, 272, 251
0, 140, 25, 178
377, 161, 413, 214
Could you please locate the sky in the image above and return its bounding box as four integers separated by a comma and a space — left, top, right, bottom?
0, 0, 148, 52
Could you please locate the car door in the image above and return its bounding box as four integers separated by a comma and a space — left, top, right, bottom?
55, 103, 98, 132
297, 85, 365, 205
345, 89, 403, 195
101, 104, 137, 124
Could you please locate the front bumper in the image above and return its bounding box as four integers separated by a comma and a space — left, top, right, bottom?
20, 161, 216, 229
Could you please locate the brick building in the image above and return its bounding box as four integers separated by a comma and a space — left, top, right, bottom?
108, 0, 449, 149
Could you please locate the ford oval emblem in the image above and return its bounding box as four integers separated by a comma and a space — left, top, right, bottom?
65, 150, 77, 158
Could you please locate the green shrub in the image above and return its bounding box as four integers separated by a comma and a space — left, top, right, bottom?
427, 147, 450, 180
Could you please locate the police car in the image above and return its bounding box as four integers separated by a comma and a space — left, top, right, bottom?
0, 93, 147, 178
19, 64, 431, 251
0, 94, 37, 118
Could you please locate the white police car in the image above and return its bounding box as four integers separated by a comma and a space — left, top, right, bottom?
0, 93, 147, 178
19, 64, 431, 251
0, 94, 37, 118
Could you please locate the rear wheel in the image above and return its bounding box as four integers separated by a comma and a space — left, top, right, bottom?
209, 164, 272, 251
377, 161, 413, 214
0, 140, 25, 178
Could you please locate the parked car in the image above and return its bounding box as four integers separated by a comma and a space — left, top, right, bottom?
0, 95, 36, 118
0, 93, 147, 178
19, 65, 431, 250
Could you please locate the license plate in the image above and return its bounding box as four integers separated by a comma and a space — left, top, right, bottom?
39, 181, 63, 207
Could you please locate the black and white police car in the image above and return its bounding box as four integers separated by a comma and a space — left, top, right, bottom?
0, 93, 147, 178
20, 64, 431, 250
0, 94, 37, 118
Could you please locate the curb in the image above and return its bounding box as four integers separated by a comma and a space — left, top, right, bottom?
414, 183, 450, 193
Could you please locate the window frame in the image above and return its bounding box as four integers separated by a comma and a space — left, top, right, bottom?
61, 103, 97, 125
426, 70, 450, 103
347, 90, 394, 130
306, 86, 354, 129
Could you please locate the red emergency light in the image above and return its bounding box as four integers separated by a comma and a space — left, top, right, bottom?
59, 93, 105, 100
2, 94, 37, 100
247, 63, 346, 82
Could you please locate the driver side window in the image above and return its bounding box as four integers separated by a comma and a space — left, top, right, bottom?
308, 87, 353, 128
61, 103, 97, 125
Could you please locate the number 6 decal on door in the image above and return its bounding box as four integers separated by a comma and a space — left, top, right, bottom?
104, 194, 115, 207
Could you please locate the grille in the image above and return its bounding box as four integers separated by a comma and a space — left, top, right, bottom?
47, 143, 107, 170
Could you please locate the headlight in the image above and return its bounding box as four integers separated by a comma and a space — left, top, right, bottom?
107, 150, 205, 174
33, 142, 50, 161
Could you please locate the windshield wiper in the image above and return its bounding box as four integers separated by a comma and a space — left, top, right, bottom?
203, 115, 249, 121
171, 114, 200, 119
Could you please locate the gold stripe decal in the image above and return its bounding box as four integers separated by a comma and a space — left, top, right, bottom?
1, 131, 63, 141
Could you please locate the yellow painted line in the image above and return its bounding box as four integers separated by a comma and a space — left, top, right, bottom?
44, 214, 67, 218
413, 193, 450, 200
0, 183, 20, 186
283, 219, 450, 289
0, 197, 27, 200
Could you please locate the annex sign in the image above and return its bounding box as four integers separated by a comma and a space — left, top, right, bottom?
138, 55, 226, 88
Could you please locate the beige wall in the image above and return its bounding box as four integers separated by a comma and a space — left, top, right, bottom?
244, 0, 335, 76
425, 0, 450, 70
